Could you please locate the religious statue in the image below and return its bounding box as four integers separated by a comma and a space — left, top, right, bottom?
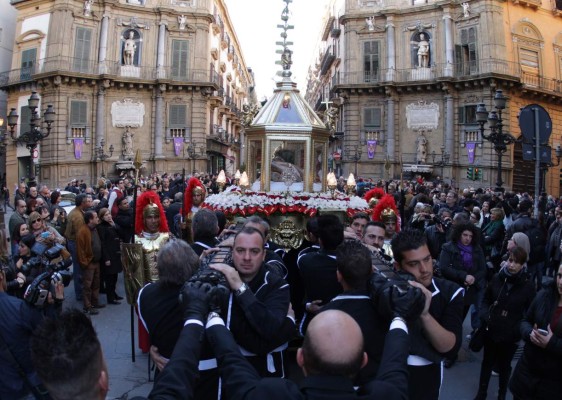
122, 127, 134, 158
461, 2, 470, 18
83, 0, 93, 16
324, 105, 339, 133
366, 16, 375, 31
416, 133, 428, 164
241, 103, 260, 128
271, 147, 304, 182
281, 48, 293, 71
414, 33, 430, 68
178, 15, 187, 30
123, 31, 137, 66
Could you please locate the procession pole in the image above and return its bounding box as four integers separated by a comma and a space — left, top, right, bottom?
130, 149, 142, 362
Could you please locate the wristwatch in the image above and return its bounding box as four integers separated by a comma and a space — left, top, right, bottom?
207, 311, 221, 323
235, 283, 248, 297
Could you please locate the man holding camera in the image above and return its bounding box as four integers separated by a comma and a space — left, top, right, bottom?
391, 229, 464, 400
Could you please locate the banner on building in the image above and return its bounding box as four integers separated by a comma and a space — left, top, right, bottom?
173, 138, 184, 156
74, 139, 84, 160
367, 140, 377, 159
466, 142, 476, 164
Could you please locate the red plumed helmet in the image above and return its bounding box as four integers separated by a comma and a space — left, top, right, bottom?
183, 177, 206, 216
372, 194, 400, 233
364, 187, 386, 210
135, 190, 169, 235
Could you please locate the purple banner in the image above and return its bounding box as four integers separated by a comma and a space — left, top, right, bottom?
74, 139, 84, 160
466, 142, 476, 164
367, 140, 377, 159
173, 138, 184, 156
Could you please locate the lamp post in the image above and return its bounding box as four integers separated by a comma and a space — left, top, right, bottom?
94, 139, 114, 177
6, 92, 56, 180
430, 146, 450, 179
0, 117, 8, 155
185, 141, 205, 174
345, 144, 361, 176
476, 90, 516, 190
540, 144, 562, 193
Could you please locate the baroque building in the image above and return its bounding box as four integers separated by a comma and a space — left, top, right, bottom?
0, 0, 253, 188
305, 0, 562, 195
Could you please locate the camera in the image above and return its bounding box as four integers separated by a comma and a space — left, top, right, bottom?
432, 215, 452, 230
22, 243, 72, 307
189, 247, 233, 290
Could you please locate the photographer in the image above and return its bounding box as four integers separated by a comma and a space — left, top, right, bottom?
424, 208, 452, 261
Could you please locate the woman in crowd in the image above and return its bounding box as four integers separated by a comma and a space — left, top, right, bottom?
479, 201, 491, 227
98, 208, 124, 304
25, 198, 37, 216
509, 263, 562, 399
481, 207, 506, 274
474, 246, 535, 400
28, 211, 65, 246
439, 222, 487, 367
10, 222, 30, 257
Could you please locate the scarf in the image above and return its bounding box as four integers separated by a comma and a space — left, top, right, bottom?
457, 242, 473, 271
482, 219, 502, 235
498, 264, 527, 284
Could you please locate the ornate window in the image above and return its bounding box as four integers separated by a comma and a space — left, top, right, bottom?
166, 104, 189, 143
73, 27, 92, 73
455, 27, 478, 76
363, 41, 380, 82
171, 40, 189, 80
512, 20, 544, 85
67, 100, 90, 143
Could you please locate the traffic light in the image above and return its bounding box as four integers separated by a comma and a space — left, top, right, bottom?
474, 167, 480, 181
466, 167, 474, 180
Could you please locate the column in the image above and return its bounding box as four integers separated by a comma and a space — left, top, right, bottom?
443, 9, 454, 77
95, 86, 105, 146
156, 22, 166, 79
98, 14, 109, 74
386, 96, 395, 158
386, 16, 396, 81
445, 94, 454, 159
154, 85, 165, 158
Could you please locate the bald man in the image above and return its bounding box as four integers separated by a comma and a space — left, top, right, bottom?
205, 309, 410, 399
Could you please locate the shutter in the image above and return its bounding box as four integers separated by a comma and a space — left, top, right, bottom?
20, 48, 36, 80
71, 101, 87, 125
20, 106, 31, 128
168, 105, 186, 126
455, 44, 463, 76
73, 27, 92, 73
458, 106, 465, 124
172, 40, 189, 79
364, 108, 381, 128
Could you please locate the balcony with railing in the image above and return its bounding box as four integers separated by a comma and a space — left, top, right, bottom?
0, 56, 220, 87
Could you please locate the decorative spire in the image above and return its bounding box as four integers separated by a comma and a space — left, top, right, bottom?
275, 0, 294, 78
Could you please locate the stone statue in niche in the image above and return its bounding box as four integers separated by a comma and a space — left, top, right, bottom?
461, 2, 470, 18
414, 33, 430, 68
83, 0, 93, 16
122, 127, 134, 158
123, 31, 137, 66
416, 133, 428, 164
178, 15, 187, 30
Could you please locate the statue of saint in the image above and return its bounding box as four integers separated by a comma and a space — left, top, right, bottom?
123, 31, 137, 66
122, 127, 134, 158
416, 133, 428, 164
271, 147, 304, 182
415, 33, 430, 68
178, 15, 187, 30
324, 105, 339, 133
83, 0, 93, 16
281, 48, 292, 71
461, 2, 470, 18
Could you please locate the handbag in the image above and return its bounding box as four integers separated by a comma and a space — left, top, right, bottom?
469, 280, 506, 352
469, 322, 487, 352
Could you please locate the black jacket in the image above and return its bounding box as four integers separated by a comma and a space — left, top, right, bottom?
509, 282, 562, 398
439, 241, 486, 305
98, 221, 123, 275
481, 268, 535, 343
114, 208, 134, 243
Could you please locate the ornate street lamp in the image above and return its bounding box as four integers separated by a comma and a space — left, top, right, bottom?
431, 145, 450, 179
7, 92, 56, 153
94, 138, 114, 177
476, 90, 516, 190
0, 117, 8, 155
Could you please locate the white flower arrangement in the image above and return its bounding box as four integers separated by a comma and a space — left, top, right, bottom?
203, 188, 369, 217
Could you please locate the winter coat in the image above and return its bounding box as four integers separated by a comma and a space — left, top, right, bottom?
98, 221, 123, 275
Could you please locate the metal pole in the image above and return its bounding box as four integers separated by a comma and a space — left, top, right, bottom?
533, 107, 540, 219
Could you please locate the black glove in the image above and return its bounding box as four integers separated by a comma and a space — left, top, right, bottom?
179, 281, 213, 322
387, 284, 425, 324
209, 284, 230, 316
369, 272, 392, 305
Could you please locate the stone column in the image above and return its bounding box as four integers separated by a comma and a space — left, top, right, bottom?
386, 16, 396, 81
95, 86, 105, 146
443, 8, 454, 77
156, 22, 166, 78
154, 85, 165, 158
386, 96, 395, 159
445, 94, 454, 159
98, 14, 109, 74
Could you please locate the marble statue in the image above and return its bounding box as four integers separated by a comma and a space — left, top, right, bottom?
462, 2, 470, 18
178, 15, 187, 30
123, 31, 137, 66
416, 133, 428, 164
122, 127, 134, 158
83, 0, 93, 16
415, 33, 430, 68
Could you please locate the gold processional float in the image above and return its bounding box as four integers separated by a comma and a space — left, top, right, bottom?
201, 71, 369, 251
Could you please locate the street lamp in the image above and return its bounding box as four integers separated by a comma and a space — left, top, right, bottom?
0, 117, 7, 155
431, 146, 450, 179
185, 141, 206, 174
345, 144, 361, 176
476, 89, 516, 190
94, 138, 114, 177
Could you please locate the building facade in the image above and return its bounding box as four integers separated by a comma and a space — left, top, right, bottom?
0, 0, 253, 188
305, 0, 562, 195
